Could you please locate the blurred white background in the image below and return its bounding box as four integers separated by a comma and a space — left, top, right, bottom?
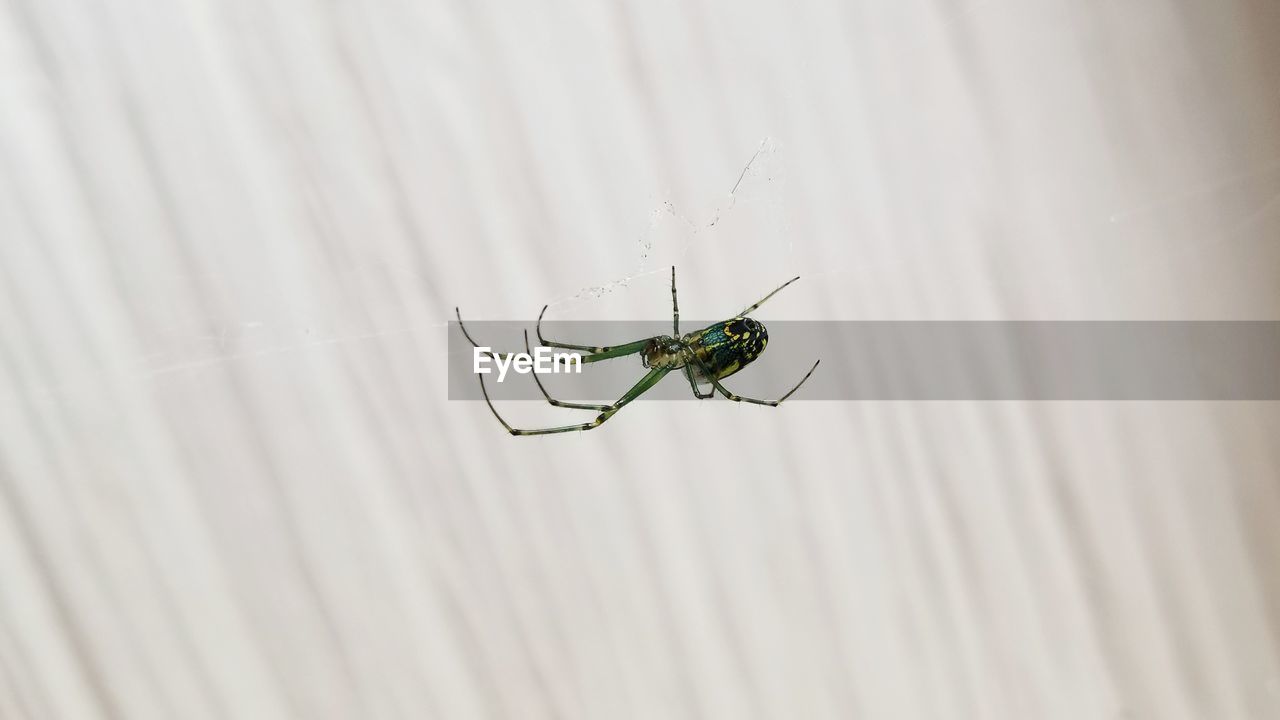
1, 0, 1278, 717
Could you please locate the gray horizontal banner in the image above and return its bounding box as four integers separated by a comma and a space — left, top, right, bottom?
448, 321, 1280, 400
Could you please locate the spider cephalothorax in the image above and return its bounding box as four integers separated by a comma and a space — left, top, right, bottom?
640, 336, 687, 370
456, 268, 819, 436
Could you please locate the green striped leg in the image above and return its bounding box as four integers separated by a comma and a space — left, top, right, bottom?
737, 275, 801, 316
671, 266, 680, 336
459, 306, 653, 366
478, 366, 672, 436
684, 366, 715, 399
570, 339, 655, 364
535, 304, 660, 356
523, 331, 613, 411
458, 309, 653, 413
689, 356, 821, 406
455, 307, 521, 361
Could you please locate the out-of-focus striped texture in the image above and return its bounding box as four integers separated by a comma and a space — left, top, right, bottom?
2, 0, 1278, 718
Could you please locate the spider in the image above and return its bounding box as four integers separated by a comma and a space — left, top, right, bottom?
455, 267, 820, 436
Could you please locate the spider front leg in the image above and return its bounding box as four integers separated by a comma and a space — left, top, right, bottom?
523, 331, 612, 411
536, 305, 645, 355
537, 265, 683, 352
455, 307, 522, 361
691, 357, 821, 406
670, 265, 679, 336
459, 306, 651, 366
738, 275, 801, 316
477, 366, 672, 436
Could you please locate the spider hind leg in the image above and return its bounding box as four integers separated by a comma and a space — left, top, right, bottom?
692, 357, 821, 406
476, 366, 672, 436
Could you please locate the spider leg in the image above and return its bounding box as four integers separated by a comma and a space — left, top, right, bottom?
459, 306, 652, 366
684, 366, 715, 399
536, 305, 658, 355
477, 366, 672, 436
690, 357, 820, 406
557, 339, 656, 368
455, 307, 520, 360
523, 331, 612, 411
737, 276, 801, 317
671, 266, 679, 336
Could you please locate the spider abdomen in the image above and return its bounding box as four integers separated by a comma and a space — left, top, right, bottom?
684, 316, 768, 380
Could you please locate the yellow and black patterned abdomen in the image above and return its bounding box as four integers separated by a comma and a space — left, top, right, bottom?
684, 316, 769, 380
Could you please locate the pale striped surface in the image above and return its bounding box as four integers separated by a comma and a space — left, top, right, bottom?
1, 0, 1278, 718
